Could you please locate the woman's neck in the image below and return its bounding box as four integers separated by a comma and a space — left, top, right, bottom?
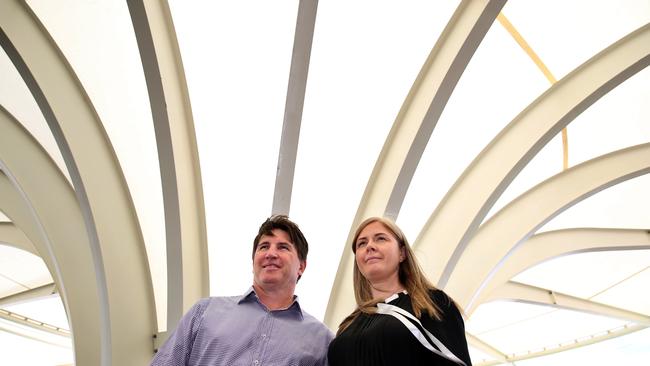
369, 278, 405, 300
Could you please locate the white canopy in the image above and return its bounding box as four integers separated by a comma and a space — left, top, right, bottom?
0, 0, 648, 364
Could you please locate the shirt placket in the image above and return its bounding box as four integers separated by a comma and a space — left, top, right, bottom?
252, 310, 273, 366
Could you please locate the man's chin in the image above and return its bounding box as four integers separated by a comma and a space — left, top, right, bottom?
256, 276, 282, 286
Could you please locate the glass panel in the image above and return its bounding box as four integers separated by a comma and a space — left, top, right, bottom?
469, 301, 627, 354
514, 327, 650, 366
26, 0, 166, 329
0, 47, 69, 182
488, 69, 650, 221
513, 250, 650, 298
0, 245, 51, 298
399, 11, 550, 237
541, 175, 650, 231
593, 267, 650, 315
1, 296, 72, 365
291, 0, 459, 319
169, 1, 299, 296
503, 0, 650, 79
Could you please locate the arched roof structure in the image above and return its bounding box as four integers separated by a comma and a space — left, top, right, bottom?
0, 0, 648, 365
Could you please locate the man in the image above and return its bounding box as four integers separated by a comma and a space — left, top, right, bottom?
151, 215, 333, 366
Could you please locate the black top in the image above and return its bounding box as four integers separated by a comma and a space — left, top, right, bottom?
328, 290, 472, 366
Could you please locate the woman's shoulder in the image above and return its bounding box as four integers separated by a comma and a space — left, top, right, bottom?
428, 288, 452, 305
427, 288, 463, 315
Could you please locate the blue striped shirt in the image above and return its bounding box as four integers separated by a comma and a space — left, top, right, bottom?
151, 288, 333, 366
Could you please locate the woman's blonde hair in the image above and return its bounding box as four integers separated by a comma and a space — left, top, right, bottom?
337, 217, 442, 335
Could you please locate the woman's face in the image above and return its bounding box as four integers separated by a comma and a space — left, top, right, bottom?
354, 221, 405, 285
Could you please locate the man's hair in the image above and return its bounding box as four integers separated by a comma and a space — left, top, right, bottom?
252, 215, 309, 263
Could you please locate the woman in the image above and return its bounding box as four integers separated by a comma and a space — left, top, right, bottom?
328, 217, 472, 365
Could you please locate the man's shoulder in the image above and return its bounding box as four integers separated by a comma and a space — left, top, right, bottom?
297, 309, 334, 338
197, 294, 243, 311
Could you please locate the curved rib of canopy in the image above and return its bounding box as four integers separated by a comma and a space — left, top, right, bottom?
0, 221, 37, 255
0, 106, 104, 364
466, 333, 508, 363
443, 143, 650, 310
0, 308, 70, 338
272, 0, 319, 216
490, 281, 650, 325
0, 282, 57, 308
469, 228, 650, 314
0, 1, 156, 363
413, 23, 650, 288
474, 323, 647, 366
325, 0, 507, 328
127, 0, 209, 332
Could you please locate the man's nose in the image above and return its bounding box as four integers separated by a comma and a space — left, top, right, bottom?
265, 247, 279, 258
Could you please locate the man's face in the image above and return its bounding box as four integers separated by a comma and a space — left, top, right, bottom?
253, 229, 306, 292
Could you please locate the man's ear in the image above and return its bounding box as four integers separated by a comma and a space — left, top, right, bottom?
299, 260, 307, 276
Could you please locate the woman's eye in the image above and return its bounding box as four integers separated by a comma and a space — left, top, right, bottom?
356, 242, 366, 248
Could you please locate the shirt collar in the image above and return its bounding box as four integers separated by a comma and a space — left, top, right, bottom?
239, 286, 304, 319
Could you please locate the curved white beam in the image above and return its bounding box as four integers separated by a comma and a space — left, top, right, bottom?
444, 143, 650, 310
1, 1, 156, 363
0, 282, 56, 307
490, 281, 650, 325
0, 108, 102, 364
474, 324, 647, 366
466, 333, 508, 363
414, 23, 650, 287
272, 0, 319, 215
325, 0, 507, 328
469, 228, 650, 314
127, 0, 209, 332
0, 221, 37, 255
0, 308, 70, 338
0, 323, 70, 349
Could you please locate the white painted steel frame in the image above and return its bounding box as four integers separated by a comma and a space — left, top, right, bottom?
127, 0, 209, 333
0, 221, 37, 255
0, 111, 102, 364
475, 324, 647, 366
445, 143, 650, 310
272, 0, 319, 216
0, 308, 70, 338
0, 283, 57, 307
325, 0, 507, 328
414, 23, 650, 288
470, 228, 650, 314
490, 281, 650, 325
1, 1, 156, 364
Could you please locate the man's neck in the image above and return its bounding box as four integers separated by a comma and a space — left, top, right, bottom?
252, 283, 296, 310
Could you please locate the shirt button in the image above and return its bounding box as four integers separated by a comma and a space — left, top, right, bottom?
253, 361, 259, 365
261, 333, 267, 338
